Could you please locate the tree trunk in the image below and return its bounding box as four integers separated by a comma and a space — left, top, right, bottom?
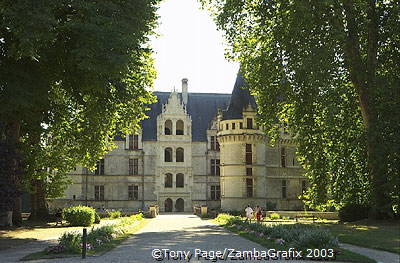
29, 179, 49, 221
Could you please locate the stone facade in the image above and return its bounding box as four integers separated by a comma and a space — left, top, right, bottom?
53, 74, 306, 212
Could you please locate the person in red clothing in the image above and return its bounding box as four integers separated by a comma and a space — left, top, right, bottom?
255, 205, 263, 222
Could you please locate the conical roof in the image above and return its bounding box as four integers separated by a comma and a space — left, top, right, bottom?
222, 72, 256, 120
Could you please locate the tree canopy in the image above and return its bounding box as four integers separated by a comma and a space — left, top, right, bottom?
0, 0, 160, 222
201, 0, 399, 217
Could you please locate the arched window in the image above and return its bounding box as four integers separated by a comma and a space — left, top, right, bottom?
164, 147, 172, 162
281, 147, 286, 167
176, 173, 184, 188
165, 120, 172, 135
165, 173, 173, 188
176, 120, 184, 135
176, 147, 184, 162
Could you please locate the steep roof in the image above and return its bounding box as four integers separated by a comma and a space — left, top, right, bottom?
141, 92, 230, 141
222, 72, 256, 120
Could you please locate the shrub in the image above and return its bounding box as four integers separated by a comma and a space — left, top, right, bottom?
62, 206, 96, 226
87, 225, 115, 248
265, 201, 277, 210
94, 212, 101, 224
291, 228, 339, 250
269, 213, 281, 220
58, 232, 81, 253
339, 204, 369, 222
108, 210, 121, 219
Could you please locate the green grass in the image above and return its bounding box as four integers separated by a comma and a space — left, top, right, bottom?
216, 219, 376, 263
320, 219, 400, 254
21, 219, 148, 261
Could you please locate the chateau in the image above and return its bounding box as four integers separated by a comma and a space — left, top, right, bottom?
55, 73, 306, 212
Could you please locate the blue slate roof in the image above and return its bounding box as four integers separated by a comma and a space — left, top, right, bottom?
223, 72, 257, 120
140, 92, 231, 142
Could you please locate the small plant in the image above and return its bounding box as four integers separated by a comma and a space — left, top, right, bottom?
58, 232, 82, 253
108, 210, 121, 219
62, 206, 96, 226
269, 213, 281, 220
94, 212, 101, 224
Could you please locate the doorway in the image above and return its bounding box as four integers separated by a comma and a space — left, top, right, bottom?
164, 198, 173, 212
175, 198, 184, 212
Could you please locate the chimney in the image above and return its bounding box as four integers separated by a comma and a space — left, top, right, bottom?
181, 78, 188, 105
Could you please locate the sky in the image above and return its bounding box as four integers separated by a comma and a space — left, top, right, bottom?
150, 0, 240, 94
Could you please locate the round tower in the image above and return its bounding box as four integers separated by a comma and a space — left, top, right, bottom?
217, 73, 265, 211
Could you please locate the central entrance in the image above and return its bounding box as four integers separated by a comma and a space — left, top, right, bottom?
175, 198, 184, 212
164, 198, 173, 212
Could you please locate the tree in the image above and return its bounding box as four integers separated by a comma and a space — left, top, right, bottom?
0, 0, 160, 224
201, 0, 400, 217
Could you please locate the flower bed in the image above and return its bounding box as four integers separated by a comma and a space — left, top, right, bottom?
44, 213, 143, 256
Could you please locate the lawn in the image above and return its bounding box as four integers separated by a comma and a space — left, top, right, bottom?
321, 219, 400, 254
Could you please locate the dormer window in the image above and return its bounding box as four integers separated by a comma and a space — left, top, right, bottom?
165, 120, 172, 135
247, 118, 253, 129
176, 120, 184, 135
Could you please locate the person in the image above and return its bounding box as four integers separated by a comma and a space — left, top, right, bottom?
245, 204, 253, 223
255, 205, 263, 223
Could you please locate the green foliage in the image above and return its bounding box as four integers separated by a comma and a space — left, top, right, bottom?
339, 204, 370, 222
94, 212, 101, 224
62, 206, 96, 226
265, 201, 277, 211
0, 0, 161, 218
108, 210, 121, 219
58, 232, 82, 254
202, 0, 400, 217
269, 213, 280, 220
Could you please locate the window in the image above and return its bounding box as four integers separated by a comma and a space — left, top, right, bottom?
302, 180, 307, 194
211, 159, 220, 176
246, 168, 252, 176
225, 123, 229, 130
164, 147, 172, 162
128, 158, 138, 175
176, 147, 184, 162
232, 123, 236, 129
128, 134, 138, 150
95, 159, 105, 175
176, 120, 184, 135
281, 147, 286, 167
239, 122, 243, 129
165, 120, 172, 135
95, 185, 104, 200
282, 180, 287, 199
165, 173, 172, 188
247, 118, 253, 129
246, 178, 253, 197
245, 144, 252, 165
210, 185, 221, 200
176, 173, 184, 188
128, 185, 139, 200
211, 136, 220, 151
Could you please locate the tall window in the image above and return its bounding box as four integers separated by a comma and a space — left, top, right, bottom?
165, 173, 172, 188
210, 136, 220, 151
128, 134, 138, 150
164, 147, 172, 162
246, 168, 252, 176
95, 185, 104, 200
165, 120, 172, 135
211, 159, 220, 176
95, 159, 105, 175
239, 122, 243, 129
281, 147, 286, 167
282, 180, 287, 199
176, 148, 184, 162
176, 173, 184, 188
246, 178, 253, 197
247, 118, 253, 129
232, 123, 236, 129
176, 120, 184, 135
245, 144, 252, 165
128, 158, 139, 175
128, 185, 139, 200
226, 123, 229, 130
210, 185, 221, 200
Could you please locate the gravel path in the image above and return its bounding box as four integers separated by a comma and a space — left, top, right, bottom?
340, 243, 399, 263
23, 214, 346, 263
